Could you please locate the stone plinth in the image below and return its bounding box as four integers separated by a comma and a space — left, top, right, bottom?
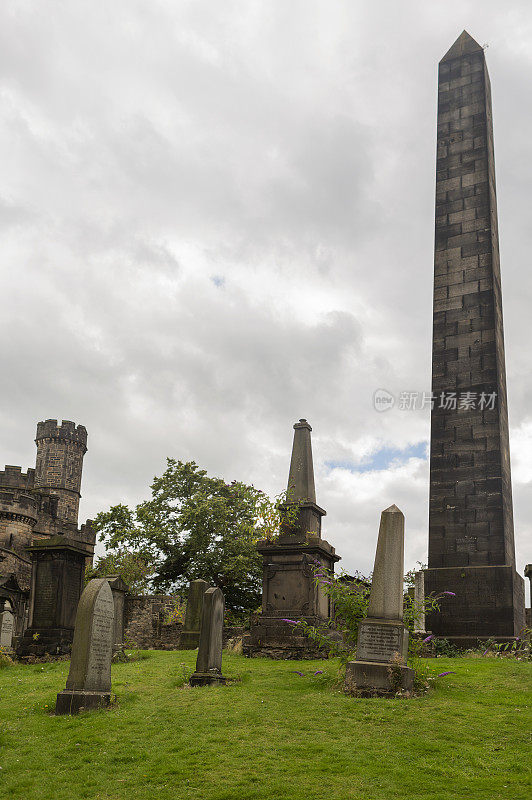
180, 579, 209, 649
56, 579, 114, 714
345, 660, 413, 693
189, 587, 226, 686
425, 565, 525, 645
17, 536, 90, 657
356, 619, 408, 663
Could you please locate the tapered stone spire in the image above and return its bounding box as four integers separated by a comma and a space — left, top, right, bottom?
425, 32, 525, 642
366, 505, 405, 622
287, 419, 316, 503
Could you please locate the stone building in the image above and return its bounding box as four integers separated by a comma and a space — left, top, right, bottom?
0, 419, 95, 640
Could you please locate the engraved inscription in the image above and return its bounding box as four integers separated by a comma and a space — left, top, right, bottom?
356, 622, 405, 663
86, 589, 114, 691
33, 562, 58, 627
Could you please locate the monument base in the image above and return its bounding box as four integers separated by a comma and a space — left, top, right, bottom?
55, 690, 111, 715
243, 615, 338, 659
356, 618, 409, 662
16, 627, 74, 658
179, 630, 200, 649
425, 566, 525, 639
345, 660, 414, 694
189, 671, 226, 686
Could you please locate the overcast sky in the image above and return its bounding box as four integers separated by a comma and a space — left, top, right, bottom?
1, 1, 531, 598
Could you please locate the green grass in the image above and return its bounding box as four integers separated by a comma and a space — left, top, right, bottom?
0, 652, 530, 800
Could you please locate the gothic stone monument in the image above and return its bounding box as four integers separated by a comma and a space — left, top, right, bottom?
180, 579, 210, 649
345, 505, 414, 694
425, 31, 525, 644
17, 535, 91, 657
243, 419, 340, 659
56, 579, 115, 714
189, 587, 226, 686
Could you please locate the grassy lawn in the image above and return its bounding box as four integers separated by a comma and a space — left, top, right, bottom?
0, 651, 530, 800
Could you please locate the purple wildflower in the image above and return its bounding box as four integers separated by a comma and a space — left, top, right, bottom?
292, 671, 304, 676
281, 619, 300, 625
442, 591, 456, 596
437, 671, 456, 677
422, 634, 434, 643
313, 670, 323, 676
482, 649, 489, 656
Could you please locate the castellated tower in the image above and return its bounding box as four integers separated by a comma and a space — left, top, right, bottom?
34, 420, 88, 526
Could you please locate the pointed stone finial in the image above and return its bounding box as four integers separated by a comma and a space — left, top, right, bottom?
366, 505, 405, 621
441, 30, 484, 62
286, 419, 316, 504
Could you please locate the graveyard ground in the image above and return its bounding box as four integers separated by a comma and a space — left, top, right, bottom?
0, 651, 530, 800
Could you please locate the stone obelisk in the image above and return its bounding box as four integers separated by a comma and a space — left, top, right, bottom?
425, 32, 525, 643
243, 419, 340, 659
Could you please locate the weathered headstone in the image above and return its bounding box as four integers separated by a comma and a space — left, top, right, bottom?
105, 575, 129, 652
189, 587, 226, 686
0, 603, 15, 650
414, 571, 426, 634
180, 579, 209, 649
55, 579, 115, 714
345, 506, 414, 694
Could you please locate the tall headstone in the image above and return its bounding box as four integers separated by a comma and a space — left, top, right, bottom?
55, 579, 115, 714
0, 602, 15, 650
243, 420, 340, 658
414, 571, 426, 634
189, 587, 226, 686
345, 506, 414, 693
180, 579, 210, 649
16, 536, 91, 657
425, 32, 525, 644
105, 575, 129, 652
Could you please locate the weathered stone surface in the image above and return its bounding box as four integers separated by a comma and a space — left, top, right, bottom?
356, 619, 408, 663
414, 571, 426, 633
55, 578, 114, 714
428, 31, 525, 640
105, 575, 129, 651
189, 587, 226, 686
366, 505, 404, 621
180, 579, 209, 649
345, 660, 414, 694
16, 536, 91, 657
243, 419, 340, 659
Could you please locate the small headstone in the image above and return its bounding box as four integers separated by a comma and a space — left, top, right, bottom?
105, 575, 130, 652
345, 505, 414, 694
180, 579, 209, 649
0, 604, 15, 650
414, 571, 425, 633
189, 587, 226, 686
55, 579, 115, 714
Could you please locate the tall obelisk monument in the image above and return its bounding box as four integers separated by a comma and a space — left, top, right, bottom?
425, 32, 525, 641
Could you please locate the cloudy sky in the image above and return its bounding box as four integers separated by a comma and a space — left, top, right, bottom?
1, 1, 531, 597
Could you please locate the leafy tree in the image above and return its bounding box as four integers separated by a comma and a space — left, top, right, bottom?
92, 460, 285, 612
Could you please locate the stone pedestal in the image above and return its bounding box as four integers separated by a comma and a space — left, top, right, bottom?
17, 536, 90, 657
243, 536, 339, 659
425, 565, 525, 646
189, 587, 226, 686
180, 579, 209, 649
55, 579, 115, 714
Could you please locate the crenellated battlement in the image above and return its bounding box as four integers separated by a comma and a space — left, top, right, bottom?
0, 466, 35, 490
35, 420, 88, 452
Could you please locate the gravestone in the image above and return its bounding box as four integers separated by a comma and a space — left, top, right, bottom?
16, 536, 91, 657
189, 587, 226, 686
105, 575, 129, 652
180, 579, 209, 649
55, 579, 115, 714
0, 603, 15, 650
345, 506, 414, 693
243, 419, 340, 658
414, 571, 426, 634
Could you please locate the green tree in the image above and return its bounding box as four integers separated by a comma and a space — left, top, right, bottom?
93, 460, 286, 612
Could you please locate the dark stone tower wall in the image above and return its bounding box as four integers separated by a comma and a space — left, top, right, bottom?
34, 420, 87, 525
426, 32, 525, 641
